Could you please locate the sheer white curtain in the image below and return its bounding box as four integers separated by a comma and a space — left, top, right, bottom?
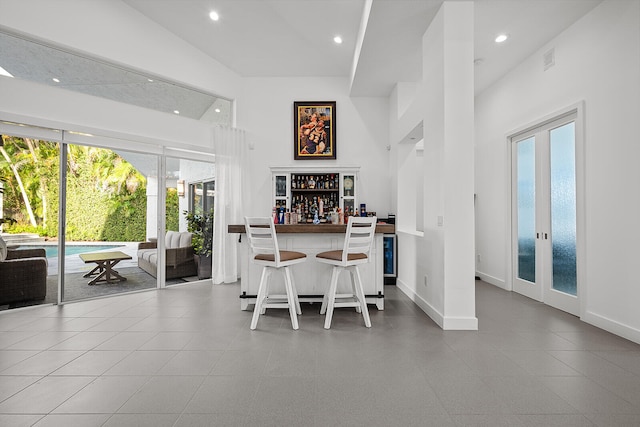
212, 125, 247, 284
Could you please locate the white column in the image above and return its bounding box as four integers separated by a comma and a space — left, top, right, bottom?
146, 176, 158, 240
422, 1, 477, 329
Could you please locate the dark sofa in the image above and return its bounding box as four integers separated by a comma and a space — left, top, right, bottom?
0, 247, 48, 305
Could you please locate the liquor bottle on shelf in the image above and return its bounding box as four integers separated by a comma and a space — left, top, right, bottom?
309, 175, 316, 189
291, 174, 296, 189
278, 205, 285, 224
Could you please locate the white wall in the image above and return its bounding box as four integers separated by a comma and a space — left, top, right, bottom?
475, 0, 640, 342
0, 77, 213, 150
0, 1, 393, 219
236, 77, 392, 218
0, 0, 240, 102
0, 0, 242, 149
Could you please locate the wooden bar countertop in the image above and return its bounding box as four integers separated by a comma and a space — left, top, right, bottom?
228, 223, 395, 234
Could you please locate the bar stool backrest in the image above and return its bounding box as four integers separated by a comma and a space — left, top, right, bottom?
244, 217, 281, 264
341, 216, 377, 263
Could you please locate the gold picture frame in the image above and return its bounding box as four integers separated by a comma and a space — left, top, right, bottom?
294, 101, 336, 160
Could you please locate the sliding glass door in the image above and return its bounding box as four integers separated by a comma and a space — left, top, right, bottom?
0, 130, 61, 309
165, 156, 215, 286
62, 143, 158, 302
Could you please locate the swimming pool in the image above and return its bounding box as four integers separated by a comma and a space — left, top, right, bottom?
19, 244, 125, 258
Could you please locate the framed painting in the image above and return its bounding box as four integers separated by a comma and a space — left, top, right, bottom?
294, 101, 336, 160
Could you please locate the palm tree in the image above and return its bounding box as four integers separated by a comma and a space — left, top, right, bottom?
0, 137, 147, 239
0, 135, 37, 226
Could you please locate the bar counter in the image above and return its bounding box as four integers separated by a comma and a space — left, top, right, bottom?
227, 223, 395, 234
228, 222, 394, 310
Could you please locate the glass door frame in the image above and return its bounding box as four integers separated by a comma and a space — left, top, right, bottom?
59, 135, 164, 301
507, 103, 586, 317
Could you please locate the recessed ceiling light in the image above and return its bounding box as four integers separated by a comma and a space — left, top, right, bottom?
214, 108, 221, 113
173, 110, 180, 115
52, 77, 60, 83
147, 78, 154, 82
209, 11, 219, 21
333, 36, 343, 44
495, 34, 508, 43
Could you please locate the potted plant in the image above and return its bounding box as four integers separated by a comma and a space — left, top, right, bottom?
184, 209, 214, 279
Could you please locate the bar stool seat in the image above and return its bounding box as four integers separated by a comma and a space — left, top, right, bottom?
255, 251, 307, 262
316, 216, 377, 329
244, 217, 306, 330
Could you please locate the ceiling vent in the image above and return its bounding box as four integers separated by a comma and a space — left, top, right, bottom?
543, 48, 555, 71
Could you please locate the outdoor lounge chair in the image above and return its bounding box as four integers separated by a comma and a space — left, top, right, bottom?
137, 231, 197, 279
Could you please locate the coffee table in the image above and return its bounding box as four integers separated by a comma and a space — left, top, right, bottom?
79, 251, 133, 286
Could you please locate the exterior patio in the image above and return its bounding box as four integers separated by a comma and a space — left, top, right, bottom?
1, 239, 201, 310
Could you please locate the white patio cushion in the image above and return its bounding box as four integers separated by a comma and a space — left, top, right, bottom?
165, 231, 192, 249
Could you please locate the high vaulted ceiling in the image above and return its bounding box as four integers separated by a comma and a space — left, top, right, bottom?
0, 0, 604, 121
124, 0, 603, 96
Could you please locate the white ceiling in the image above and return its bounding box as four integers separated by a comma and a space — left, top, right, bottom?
0, 0, 604, 122
123, 0, 603, 96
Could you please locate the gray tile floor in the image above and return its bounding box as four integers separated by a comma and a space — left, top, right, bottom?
1, 280, 640, 426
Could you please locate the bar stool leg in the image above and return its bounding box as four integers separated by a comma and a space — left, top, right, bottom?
320, 266, 338, 315
261, 269, 272, 315
324, 266, 341, 329
288, 268, 302, 315
353, 266, 371, 328
349, 269, 361, 313
284, 267, 299, 330
320, 284, 329, 316
251, 266, 269, 330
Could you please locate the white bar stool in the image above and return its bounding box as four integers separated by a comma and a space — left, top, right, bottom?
316, 216, 377, 329
244, 217, 306, 330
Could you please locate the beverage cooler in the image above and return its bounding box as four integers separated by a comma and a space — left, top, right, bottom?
383, 234, 397, 284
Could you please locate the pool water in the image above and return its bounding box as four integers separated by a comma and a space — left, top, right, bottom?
20, 245, 125, 258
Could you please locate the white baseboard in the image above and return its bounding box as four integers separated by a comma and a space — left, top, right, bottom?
476, 271, 508, 290
582, 311, 640, 345
442, 316, 478, 330
403, 272, 639, 343
396, 279, 478, 330
475, 273, 640, 345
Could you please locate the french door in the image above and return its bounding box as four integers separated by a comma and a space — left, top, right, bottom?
511, 111, 581, 315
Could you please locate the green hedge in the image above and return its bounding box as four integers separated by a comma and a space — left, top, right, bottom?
2, 142, 159, 242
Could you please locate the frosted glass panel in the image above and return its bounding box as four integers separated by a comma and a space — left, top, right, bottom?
517, 137, 536, 283
550, 123, 577, 296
